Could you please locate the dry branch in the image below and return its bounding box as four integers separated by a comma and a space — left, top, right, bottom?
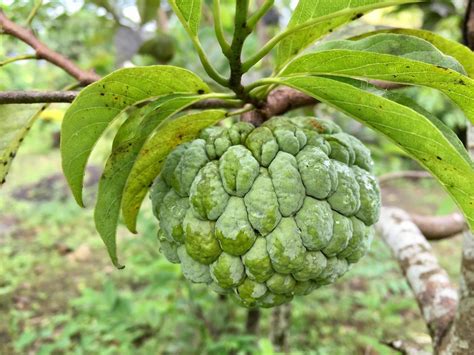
376, 207, 458, 349
0, 10, 100, 85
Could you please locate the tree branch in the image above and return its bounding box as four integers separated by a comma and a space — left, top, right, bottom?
439, 6, 474, 350
438, 7, 474, 352
376, 207, 458, 349
439, 230, 474, 354
242, 87, 318, 125
0, 90, 244, 110
241, 81, 403, 126
0, 10, 100, 85
0, 90, 79, 104
227, 0, 257, 104
0, 54, 37, 66
410, 213, 467, 241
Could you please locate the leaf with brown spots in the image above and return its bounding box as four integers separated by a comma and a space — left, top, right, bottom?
0, 104, 45, 185
94, 94, 204, 267
281, 34, 474, 125
61, 66, 210, 207
266, 75, 474, 230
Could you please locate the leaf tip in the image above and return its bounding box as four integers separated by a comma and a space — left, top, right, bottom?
114, 262, 125, 270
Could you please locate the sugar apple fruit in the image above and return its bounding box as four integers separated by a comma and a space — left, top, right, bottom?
138, 32, 175, 64
150, 116, 381, 308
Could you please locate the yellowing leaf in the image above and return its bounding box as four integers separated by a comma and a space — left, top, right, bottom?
94, 94, 203, 267
0, 104, 44, 185
121, 109, 226, 232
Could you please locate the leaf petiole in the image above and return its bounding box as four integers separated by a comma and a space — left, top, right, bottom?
242, 0, 424, 72
213, 0, 232, 57
247, 0, 275, 30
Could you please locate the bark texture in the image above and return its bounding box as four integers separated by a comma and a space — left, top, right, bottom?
439, 231, 474, 354
376, 208, 458, 349
440, 4, 474, 352
269, 304, 292, 353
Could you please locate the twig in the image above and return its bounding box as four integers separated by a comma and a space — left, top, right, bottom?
0, 90, 244, 109
247, 0, 274, 29
411, 213, 467, 240
192, 99, 243, 109
226, 104, 255, 117
0, 91, 79, 104
25, 0, 42, 27
378, 170, 432, 185
227, 0, 255, 103
241, 80, 403, 126
242, 87, 318, 125
376, 207, 458, 348
0, 10, 100, 85
212, 0, 231, 56
378, 171, 467, 239
0, 54, 37, 66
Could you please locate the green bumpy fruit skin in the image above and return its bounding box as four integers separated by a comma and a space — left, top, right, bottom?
150, 117, 381, 308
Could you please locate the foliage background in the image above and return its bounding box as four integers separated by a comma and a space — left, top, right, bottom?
0, 0, 467, 353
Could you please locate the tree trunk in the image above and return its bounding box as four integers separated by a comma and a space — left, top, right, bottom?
439, 3, 474, 352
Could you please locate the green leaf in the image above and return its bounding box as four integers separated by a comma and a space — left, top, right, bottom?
313, 33, 466, 74
264, 75, 474, 229
137, 0, 161, 24
61, 65, 210, 207
121, 109, 227, 232
0, 104, 44, 185
280, 36, 474, 125
275, 0, 421, 69
94, 94, 203, 267
354, 28, 474, 77
169, 0, 202, 36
